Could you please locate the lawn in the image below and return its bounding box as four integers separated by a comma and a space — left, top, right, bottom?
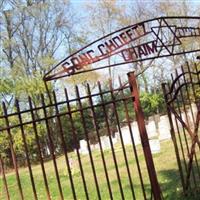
0, 138, 200, 200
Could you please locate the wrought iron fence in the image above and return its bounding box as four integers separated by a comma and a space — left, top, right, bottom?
162, 62, 200, 196
0, 72, 162, 200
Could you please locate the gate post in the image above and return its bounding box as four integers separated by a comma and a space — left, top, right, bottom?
128, 72, 162, 200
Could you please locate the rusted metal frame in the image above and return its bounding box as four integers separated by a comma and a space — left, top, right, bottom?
151, 19, 172, 56
175, 69, 200, 182
0, 86, 130, 119
150, 19, 165, 57
166, 82, 200, 105
45, 50, 200, 81
75, 86, 102, 200
163, 66, 200, 193
28, 97, 51, 200
173, 70, 192, 150
86, 83, 113, 200
162, 18, 182, 54
52, 31, 152, 78
15, 100, 38, 200
118, 77, 147, 200
44, 17, 159, 79
181, 66, 200, 180
128, 72, 162, 200
44, 81, 53, 105
171, 76, 196, 189
168, 104, 191, 181
179, 35, 200, 39
162, 83, 186, 193
0, 155, 10, 200
2, 102, 24, 200
194, 63, 200, 81
97, 81, 125, 200
52, 91, 77, 200
167, 84, 189, 182
109, 80, 136, 200
170, 74, 198, 189
184, 64, 200, 190
185, 110, 200, 191
0, 96, 133, 132
44, 16, 200, 81
41, 94, 64, 200
181, 66, 200, 148
186, 128, 200, 191
64, 88, 89, 200
181, 66, 196, 127
50, 32, 153, 79
167, 71, 200, 96
186, 63, 200, 131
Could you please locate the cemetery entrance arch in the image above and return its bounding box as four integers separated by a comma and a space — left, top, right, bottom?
42, 16, 200, 200
43, 16, 200, 199
0, 17, 200, 200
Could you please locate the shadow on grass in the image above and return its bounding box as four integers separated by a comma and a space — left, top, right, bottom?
159, 167, 200, 200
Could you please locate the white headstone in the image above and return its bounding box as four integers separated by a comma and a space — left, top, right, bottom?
149, 139, 160, 154
158, 115, 171, 140
113, 122, 142, 146
146, 120, 158, 138
90, 144, 96, 151
131, 122, 141, 145
79, 140, 89, 155
46, 146, 50, 156
121, 126, 132, 145
112, 135, 118, 145
114, 132, 120, 141
90, 143, 100, 151
100, 136, 111, 150
94, 143, 100, 150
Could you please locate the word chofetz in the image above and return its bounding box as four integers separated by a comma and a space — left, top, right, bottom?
59, 24, 200, 75
61, 23, 146, 74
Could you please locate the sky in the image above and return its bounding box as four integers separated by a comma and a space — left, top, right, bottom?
1, 0, 200, 96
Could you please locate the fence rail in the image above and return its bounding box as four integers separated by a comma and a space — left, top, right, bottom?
162, 62, 200, 196
0, 73, 162, 200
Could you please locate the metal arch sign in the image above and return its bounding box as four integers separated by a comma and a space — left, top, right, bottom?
44, 16, 200, 81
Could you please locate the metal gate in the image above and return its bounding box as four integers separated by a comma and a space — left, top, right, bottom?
162, 62, 200, 196
0, 72, 162, 200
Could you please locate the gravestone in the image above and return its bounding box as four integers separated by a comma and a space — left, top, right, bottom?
146, 120, 158, 138
158, 115, 171, 140
120, 126, 132, 145
131, 122, 141, 145
114, 132, 120, 141
149, 139, 160, 154
90, 143, 100, 151
112, 135, 118, 145
94, 143, 100, 150
90, 144, 96, 151
43, 145, 50, 156
100, 136, 111, 150
79, 140, 89, 155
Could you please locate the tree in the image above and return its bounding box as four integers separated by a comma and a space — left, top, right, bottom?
0, 0, 79, 166
86, 0, 126, 81
0, 0, 75, 107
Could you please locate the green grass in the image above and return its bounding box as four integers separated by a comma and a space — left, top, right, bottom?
0, 139, 200, 200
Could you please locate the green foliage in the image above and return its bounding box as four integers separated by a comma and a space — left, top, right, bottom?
59, 103, 95, 150
14, 73, 47, 100
0, 132, 9, 156
140, 91, 165, 117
